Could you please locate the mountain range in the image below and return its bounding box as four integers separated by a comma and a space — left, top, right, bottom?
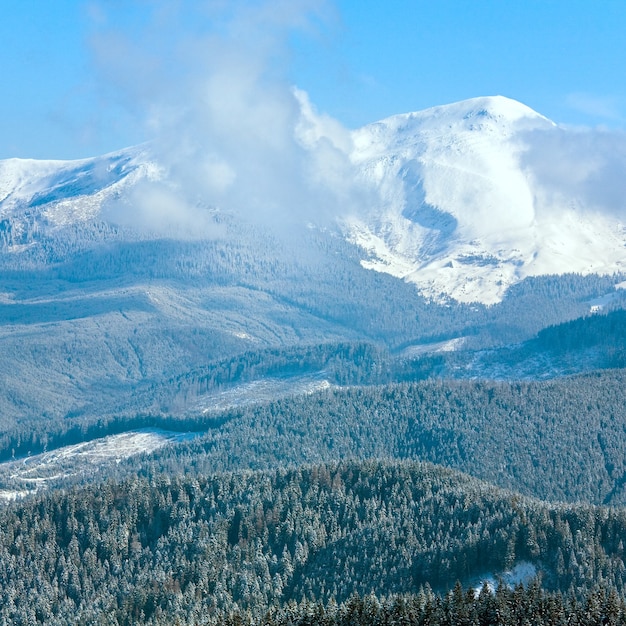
0, 94, 625, 428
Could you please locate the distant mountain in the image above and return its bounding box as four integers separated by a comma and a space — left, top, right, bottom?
0, 96, 624, 428
0, 149, 148, 240
2, 96, 625, 305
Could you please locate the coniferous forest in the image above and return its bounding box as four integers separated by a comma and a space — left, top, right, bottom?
4, 460, 626, 624
3, 323, 626, 623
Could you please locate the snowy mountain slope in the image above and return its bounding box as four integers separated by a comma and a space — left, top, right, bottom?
0, 95, 624, 426
0, 147, 170, 265
347, 95, 626, 303
0, 148, 156, 220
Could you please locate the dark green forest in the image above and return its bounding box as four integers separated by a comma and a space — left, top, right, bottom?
99, 369, 626, 506
223, 585, 626, 626
3, 460, 626, 624
7, 368, 626, 507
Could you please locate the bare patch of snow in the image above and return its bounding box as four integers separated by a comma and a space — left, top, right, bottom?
198, 376, 332, 414
475, 562, 538, 594
0, 489, 30, 502
400, 337, 466, 358
0, 429, 199, 498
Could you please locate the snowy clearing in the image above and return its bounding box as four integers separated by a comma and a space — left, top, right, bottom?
0, 428, 200, 500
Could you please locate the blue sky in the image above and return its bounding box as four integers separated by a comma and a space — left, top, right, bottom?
1, 0, 625, 160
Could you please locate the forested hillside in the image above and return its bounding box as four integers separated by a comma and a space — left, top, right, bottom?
0, 208, 621, 428
5, 369, 626, 506
427, 306, 626, 379
2, 460, 626, 624
222, 586, 626, 626
103, 369, 626, 506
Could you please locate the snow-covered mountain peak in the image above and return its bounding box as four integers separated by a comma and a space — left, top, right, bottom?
352, 96, 551, 155
403, 95, 550, 131
0, 146, 162, 238
438, 94, 548, 123
347, 97, 626, 304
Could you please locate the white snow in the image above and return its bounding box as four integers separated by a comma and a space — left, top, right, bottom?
475, 561, 538, 594
587, 281, 626, 312
0, 429, 199, 499
0, 146, 156, 228
0, 489, 30, 502
400, 337, 466, 359
198, 376, 332, 414
2, 95, 626, 305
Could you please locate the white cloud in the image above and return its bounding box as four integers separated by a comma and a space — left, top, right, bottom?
520, 125, 626, 217
89, 0, 370, 236
106, 180, 227, 240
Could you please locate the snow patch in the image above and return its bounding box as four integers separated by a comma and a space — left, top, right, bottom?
198, 376, 332, 414
400, 337, 466, 358
0, 429, 200, 498
587, 281, 626, 312
0, 489, 30, 502
475, 562, 538, 594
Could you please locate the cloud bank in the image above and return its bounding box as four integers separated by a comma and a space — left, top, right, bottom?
520, 125, 626, 218
90, 0, 367, 236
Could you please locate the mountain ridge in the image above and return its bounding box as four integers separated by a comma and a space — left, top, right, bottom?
0, 95, 624, 424
2, 95, 624, 303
